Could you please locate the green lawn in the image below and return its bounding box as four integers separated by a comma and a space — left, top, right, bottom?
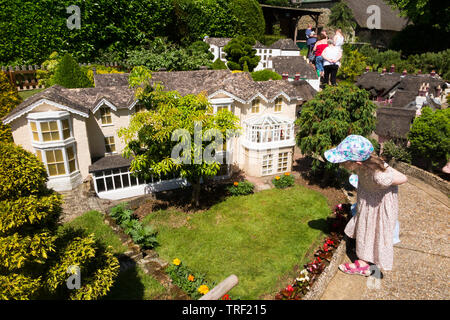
62, 210, 167, 299
18, 88, 45, 100
142, 185, 331, 299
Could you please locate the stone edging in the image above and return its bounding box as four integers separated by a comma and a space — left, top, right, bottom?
103, 212, 190, 300
388, 160, 450, 195
303, 188, 351, 300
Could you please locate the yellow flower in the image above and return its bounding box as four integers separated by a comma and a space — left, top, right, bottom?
275, 176, 280, 180
284, 172, 290, 176
233, 181, 239, 186
172, 258, 181, 266
198, 285, 209, 295
188, 274, 195, 282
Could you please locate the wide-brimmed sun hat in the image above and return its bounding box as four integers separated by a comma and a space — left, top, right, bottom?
349, 174, 358, 188
324, 135, 374, 163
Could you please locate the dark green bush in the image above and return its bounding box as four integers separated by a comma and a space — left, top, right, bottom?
408, 107, 450, 171
52, 54, 92, 88
381, 140, 412, 163
211, 58, 228, 70
227, 181, 255, 196
251, 69, 282, 81
223, 36, 260, 71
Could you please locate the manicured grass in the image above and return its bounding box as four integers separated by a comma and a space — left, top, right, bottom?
142, 185, 331, 299
63, 210, 127, 255
18, 88, 45, 100
62, 210, 168, 300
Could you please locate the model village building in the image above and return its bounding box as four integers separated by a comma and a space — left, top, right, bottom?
356, 69, 448, 142
3, 69, 316, 200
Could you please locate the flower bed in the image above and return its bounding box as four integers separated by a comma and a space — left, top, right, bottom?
275, 203, 350, 300
272, 172, 295, 189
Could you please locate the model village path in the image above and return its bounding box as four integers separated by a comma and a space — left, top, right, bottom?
321, 175, 449, 300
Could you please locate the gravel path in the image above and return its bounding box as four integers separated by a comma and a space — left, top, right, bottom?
321, 175, 449, 300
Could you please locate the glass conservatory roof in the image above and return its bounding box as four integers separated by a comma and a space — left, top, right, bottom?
245, 114, 292, 126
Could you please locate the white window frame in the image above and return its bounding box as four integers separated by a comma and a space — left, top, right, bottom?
34, 143, 79, 177
104, 135, 117, 154
27, 112, 74, 144
277, 152, 289, 173
262, 154, 274, 176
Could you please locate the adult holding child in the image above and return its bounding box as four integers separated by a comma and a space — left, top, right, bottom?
324, 135, 408, 276
312, 33, 328, 79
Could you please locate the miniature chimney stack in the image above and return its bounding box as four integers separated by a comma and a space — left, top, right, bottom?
390, 64, 395, 73
294, 73, 300, 81
382, 68, 386, 75
417, 69, 422, 75
430, 70, 436, 77
365, 66, 370, 73
402, 69, 407, 76
418, 83, 425, 96
282, 72, 288, 80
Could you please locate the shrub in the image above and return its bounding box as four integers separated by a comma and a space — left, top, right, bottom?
272, 173, 295, 189
81, 64, 124, 87
223, 36, 260, 71
251, 69, 282, 81
0, 143, 119, 299
381, 140, 412, 163
211, 58, 228, 70
0, 72, 22, 143
51, 53, 92, 88
337, 46, 367, 81
109, 203, 158, 249
227, 181, 254, 196
408, 107, 450, 171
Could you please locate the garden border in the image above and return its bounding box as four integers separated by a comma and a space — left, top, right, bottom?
302, 188, 351, 300
388, 160, 450, 195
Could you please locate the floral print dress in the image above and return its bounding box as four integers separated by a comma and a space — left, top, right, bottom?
344, 163, 398, 271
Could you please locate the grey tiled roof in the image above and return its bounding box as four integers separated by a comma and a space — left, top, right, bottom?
94, 73, 130, 87
204, 37, 232, 47
269, 56, 318, 79
269, 39, 299, 51
88, 155, 132, 173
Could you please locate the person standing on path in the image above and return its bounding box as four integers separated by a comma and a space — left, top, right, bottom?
321, 39, 342, 86
324, 135, 408, 276
333, 29, 345, 50
313, 33, 328, 79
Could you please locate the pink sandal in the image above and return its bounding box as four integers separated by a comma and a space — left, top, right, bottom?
339, 260, 370, 277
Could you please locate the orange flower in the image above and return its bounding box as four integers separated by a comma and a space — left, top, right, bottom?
275, 176, 280, 180
198, 285, 209, 295
234, 181, 239, 186
188, 274, 195, 282
284, 172, 290, 176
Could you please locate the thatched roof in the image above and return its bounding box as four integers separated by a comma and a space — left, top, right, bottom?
375, 107, 416, 139
343, 0, 409, 31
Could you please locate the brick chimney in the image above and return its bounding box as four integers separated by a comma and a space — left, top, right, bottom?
436, 85, 442, 97
294, 73, 300, 81
390, 64, 395, 73
418, 83, 425, 96
282, 72, 288, 80
417, 69, 422, 75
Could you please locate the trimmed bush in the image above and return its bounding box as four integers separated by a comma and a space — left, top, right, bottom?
381, 140, 412, 163
211, 58, 228, 70
408, 107, 450, 171
251, 69, 282, 81
52, 53, 92, 88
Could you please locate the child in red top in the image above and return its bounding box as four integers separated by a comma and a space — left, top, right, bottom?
313, 34, 328, 78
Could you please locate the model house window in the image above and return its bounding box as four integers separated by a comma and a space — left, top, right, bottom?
245, 116, 294, 145
105, 136, 116, 153
62, 119, 71, 139
269, 50, 272, 54
30, 121, 39, 141
216, 105, 230, 114
278, 152, 289, 173
275, 98, 282, 112
100, 107, 112, 125
262, 154, 273, 175
66, 146, 77, 173
45, 149, 66, 176
251, 99, 260, 113
40, 121, 60, 142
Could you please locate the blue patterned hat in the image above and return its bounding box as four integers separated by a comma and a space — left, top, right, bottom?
324, 135, 374, 163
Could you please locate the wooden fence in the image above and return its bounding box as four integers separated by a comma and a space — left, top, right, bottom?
1, 62, 128, 91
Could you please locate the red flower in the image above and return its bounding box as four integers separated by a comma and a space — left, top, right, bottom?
286, 285, 294, 292
317, 257, 322, 263
221, 294, 230, 300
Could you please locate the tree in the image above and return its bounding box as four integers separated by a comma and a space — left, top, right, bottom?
223, 36, 261, 71
118, 67, 241, 206
337, 46, 367, 81
408, 107, 450, 171
327, 2, 357, 38
0, 73, 22, 143
0, 143, 119, 299
295, 83, 377, 182
52, 54, 92, 88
